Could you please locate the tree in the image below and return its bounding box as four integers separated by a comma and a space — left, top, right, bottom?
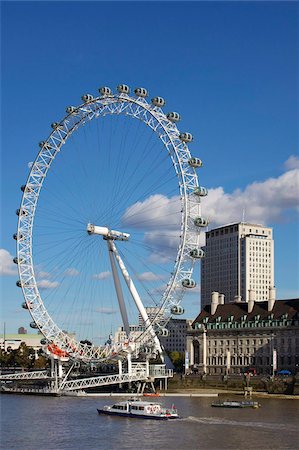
168, 351, 184, 372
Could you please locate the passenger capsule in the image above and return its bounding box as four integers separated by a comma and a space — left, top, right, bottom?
171, 305, 185, 315
16, 280, 22, 288
81, 94, 94, 103
40, 338, 49, 345
157, 328, 169, 337
39, 141, 52, 150
66, 106, 77, 114
30, 321, 38, 329
21, 301, 31, 310
99, 86, 112, 96
151, 96, 165, 107
193, 186, 208, 197
13, 233, 24, 241
13, 257, 24, 264
188, 157, 202, 168
51, 122, 62, 130
194, 217, 209, 227
179, 132, 193, 143
117, 84, 130, 94
190, 248, 205, 259
182, 278, 196, 288
21, 184, 34, 193
16, 208, 28, 217
142, 346, 152, 354
134, 87, 148, 98
166, 112, 180, 122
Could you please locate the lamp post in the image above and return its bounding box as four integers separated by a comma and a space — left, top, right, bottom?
271, 333, 277, 379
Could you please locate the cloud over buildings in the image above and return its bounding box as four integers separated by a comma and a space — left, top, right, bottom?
122, 156, 299, 232
202, 161, 299, 226
120, 156, 299, 259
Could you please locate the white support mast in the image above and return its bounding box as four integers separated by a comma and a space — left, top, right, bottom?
87, 223, 163, 358
107, 240, 130, 338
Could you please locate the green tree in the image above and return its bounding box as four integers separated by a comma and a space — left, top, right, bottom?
168, 351, 184, 372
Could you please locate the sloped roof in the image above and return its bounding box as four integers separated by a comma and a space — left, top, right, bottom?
193, 298, 299, 326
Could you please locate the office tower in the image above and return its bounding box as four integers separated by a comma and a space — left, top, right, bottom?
201, 222, 274, 308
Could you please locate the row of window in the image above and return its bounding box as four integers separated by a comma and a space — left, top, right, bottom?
206, 355, 296, 367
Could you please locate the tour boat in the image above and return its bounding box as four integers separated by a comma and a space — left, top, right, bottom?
211, 400, 261, 409
97, 398, 179, 420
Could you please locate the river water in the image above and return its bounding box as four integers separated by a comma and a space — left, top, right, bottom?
1, 394, 298, 450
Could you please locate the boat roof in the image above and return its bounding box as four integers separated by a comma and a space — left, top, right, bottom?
111, 400, 160, 407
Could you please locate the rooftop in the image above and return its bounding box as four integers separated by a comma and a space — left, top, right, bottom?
193, 298, 299, 326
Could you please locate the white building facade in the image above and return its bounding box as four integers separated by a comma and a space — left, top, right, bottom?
201, 222, 274, 309
186, 296, 299, 375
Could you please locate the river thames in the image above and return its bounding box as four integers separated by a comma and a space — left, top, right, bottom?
1, 394, 298, 449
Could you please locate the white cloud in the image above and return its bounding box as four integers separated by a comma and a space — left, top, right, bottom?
94, 307, 117, 315
37, 279, 60, 290
36, 270, 51, 279
150, 283, 168, 295
122, 156, 299, 234
284, 155, 299, 170
201, 165, 299, 226
122, 194, 181, 230
137, 272, 165, 281
145, 230, 181, 264
65, 268, 80, 276
92, 271, 111, 280
0, 249, 17, 276
118, 156, 299, 264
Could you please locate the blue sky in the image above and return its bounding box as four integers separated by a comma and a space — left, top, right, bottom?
1, 1, 298, 339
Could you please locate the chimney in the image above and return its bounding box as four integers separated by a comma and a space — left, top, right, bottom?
268, 286, 276, 311
218, 293, 225, 305
248, 289, 255, 313
234, 295, 242, 303
211, 291, 219, 315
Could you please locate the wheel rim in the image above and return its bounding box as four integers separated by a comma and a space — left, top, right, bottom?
16, 90, 203, 361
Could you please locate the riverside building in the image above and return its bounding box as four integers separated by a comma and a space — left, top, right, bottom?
159, 319, 190, 353
186, 290, 299, 375
201, 222, 274, 309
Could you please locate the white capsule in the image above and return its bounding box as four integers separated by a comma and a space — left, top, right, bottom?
81, 94, 94, 103
151, 96, 165, 107
51, 122, 62, 130
99, 86, 112, 96
193, 186, 208, 196
134, 87, 148, 98
179, 132, 193, 143
171, 305, 184, 315
188, 157, 202, 168
182, 278, 196, 288
194, 217, 209, 227
190, 248, 205, 258
117, 84, 130, 94
166, 112, 180, 122
66, 106, 77, 114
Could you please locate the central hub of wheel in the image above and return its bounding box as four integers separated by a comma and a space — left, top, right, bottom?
87, 223, 130, 241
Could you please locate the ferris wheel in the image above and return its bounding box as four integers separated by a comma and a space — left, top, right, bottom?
14, 84, 208, 362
